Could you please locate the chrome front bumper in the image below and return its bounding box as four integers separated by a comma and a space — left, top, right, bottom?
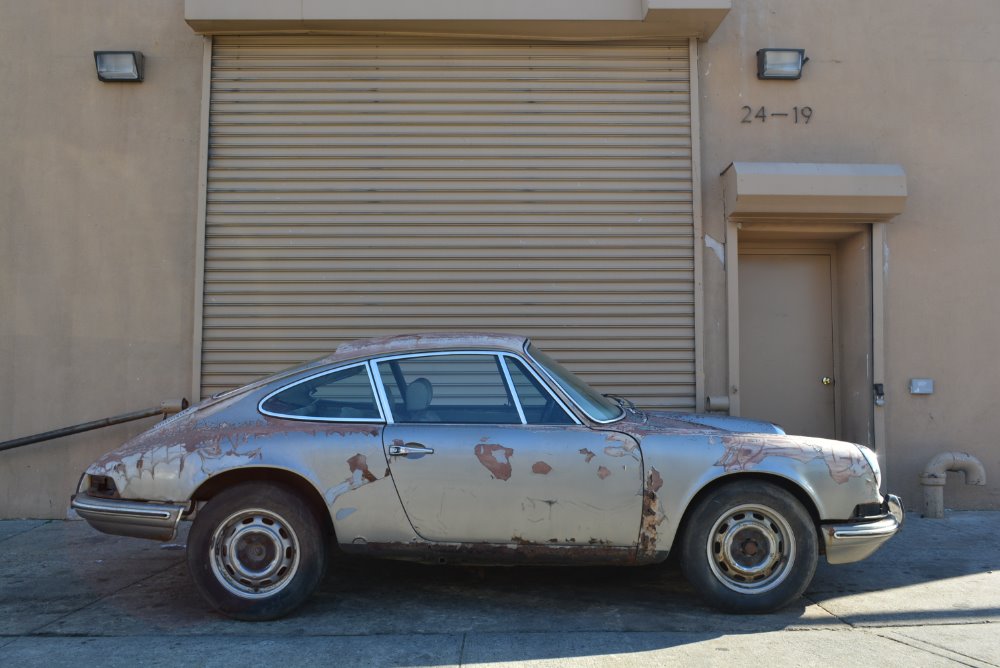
823, 494, 904, 565
71, 493, 187, 542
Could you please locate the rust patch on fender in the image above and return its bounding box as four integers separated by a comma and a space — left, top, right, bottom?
474, 443, 514, 481
347, 453, 377, 483
648, 468, 663, 493
639, 466, 665, 558
324, 452, 385, 505
531, 461, 552, 475
579, 448, 596, 463
715, 435, 867, 484
95, 414, 379, 485
597, 466, 611, 480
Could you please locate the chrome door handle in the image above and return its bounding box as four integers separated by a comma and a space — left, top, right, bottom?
388, 443, 435, 456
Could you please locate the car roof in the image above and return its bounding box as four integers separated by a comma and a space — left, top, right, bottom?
329, 332, 529, 362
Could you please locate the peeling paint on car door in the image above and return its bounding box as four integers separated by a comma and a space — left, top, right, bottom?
383, 424, 643, 546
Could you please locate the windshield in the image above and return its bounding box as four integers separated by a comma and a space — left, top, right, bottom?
525, 343, 624, 422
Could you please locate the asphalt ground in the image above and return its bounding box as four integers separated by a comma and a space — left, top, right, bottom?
0, 511, 997, 667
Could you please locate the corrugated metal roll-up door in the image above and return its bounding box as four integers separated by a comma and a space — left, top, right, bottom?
202, 36, 696, 410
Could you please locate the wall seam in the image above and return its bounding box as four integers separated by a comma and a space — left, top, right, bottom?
690, 37, 706, 413
190, 35, 213, 402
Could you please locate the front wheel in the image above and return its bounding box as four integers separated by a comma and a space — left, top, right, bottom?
187, 482, 327, 621
680, 480, 818, 613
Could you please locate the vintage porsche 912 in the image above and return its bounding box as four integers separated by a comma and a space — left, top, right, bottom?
72, 333, 903, 620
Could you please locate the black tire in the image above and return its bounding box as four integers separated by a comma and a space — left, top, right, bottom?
680, 480, 818, 614
187, 482, 327, 621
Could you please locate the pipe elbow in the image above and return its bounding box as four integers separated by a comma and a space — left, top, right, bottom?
920, 451, 987, 487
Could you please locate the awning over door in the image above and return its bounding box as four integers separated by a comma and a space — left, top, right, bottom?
722, 162, 907, 223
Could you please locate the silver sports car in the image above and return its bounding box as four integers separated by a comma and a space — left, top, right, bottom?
72, 333, 903, 620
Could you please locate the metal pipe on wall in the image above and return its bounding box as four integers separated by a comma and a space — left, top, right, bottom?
920, 452, 987, 518
0, 399, 189, 453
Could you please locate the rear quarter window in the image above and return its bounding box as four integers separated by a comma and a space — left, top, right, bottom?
260, 364, 381, 421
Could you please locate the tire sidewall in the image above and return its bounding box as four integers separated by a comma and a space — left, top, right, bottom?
681, 481, 818, 614
187, 481, 328, 621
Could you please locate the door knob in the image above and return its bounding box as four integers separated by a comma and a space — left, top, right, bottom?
822, 377, 834, 386
388, 443, 435, 456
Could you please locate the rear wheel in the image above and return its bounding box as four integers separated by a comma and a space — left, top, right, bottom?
187, 482, 327, 620
680, 481, 818, 613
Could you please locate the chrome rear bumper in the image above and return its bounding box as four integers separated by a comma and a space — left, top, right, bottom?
823, 494, 904, 565
71, 493, 187, 542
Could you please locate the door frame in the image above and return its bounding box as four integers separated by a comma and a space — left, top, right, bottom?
725, 221, 888, 472
737, 242, 842, 439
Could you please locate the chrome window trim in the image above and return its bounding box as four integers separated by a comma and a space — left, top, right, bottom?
257, 361, 386, 423
370, 350, 582, 427
523, 343, 625, 425
369, 359, 396, 425
499, 353, 581, 426
374, 349, 511, 364
497, 355, 527, 425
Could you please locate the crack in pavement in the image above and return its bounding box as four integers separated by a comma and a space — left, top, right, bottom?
889, 628, 999, 667
23, 560, 187, 636
0, 521, 52, 545
801, 593, 855, 628
872, 630, 991, 668
458, 631, 467, 667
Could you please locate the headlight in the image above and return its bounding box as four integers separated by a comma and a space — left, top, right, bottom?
857, 445, 882, 492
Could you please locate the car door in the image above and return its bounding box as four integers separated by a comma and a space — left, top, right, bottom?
376, 352, 644, 546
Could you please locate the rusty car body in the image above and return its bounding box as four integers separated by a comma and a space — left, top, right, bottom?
71, 333, 903, 620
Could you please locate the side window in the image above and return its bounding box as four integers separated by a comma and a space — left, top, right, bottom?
260, 365, 381, 420
506, 357, 575, 425
377, 354, 521, 424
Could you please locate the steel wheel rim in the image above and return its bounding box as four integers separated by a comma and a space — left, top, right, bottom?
706, 503, 796, 594
209, 508, 301, 599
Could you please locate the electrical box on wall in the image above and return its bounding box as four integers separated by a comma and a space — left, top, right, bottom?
909, 378, 934, 395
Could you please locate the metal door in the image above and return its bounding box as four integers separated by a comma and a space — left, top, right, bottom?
383, 424, 643, 545
199, 36, 696, 409
739, 251, 838, 438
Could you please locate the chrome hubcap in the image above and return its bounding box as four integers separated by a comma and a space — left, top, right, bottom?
210, 508, 300, 599
707, 503, 795, 594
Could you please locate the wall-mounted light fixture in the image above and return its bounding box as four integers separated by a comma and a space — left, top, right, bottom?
94, 51, 144, 82
756, 48, 808, 80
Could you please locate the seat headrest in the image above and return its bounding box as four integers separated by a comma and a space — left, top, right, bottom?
405, 378, 433, 412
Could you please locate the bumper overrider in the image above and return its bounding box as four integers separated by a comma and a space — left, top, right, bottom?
71, 492, 188, 542
822, 494, 904, 564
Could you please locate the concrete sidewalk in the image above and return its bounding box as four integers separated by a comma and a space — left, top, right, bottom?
1, 511, 997, 667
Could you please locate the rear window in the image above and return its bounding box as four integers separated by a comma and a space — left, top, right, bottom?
260, 364, 381, 421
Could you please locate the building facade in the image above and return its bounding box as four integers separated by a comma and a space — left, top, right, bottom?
2, 0, 998, 517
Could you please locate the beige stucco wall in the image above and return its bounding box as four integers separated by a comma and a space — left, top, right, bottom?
2, 0, 998, 517
698, 0, 1000, 509
0, 0, 204, 517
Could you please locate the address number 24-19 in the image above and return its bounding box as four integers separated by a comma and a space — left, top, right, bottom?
741, 106, 813, 124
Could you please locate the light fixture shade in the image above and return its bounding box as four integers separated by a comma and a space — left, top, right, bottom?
94, 51, 144, 82
756, 48, 807, 80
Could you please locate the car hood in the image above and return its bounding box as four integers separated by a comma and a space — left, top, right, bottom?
608, 410, 873, 488
610, 409, 784, 436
